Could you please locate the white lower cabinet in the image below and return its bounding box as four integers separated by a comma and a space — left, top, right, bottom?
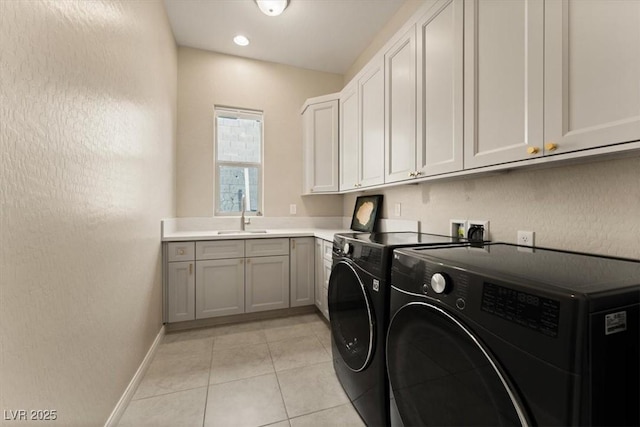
245, 255, 289, 313
167, 261, 195, 323
166, 237, 319, 323
290, 237, 315, 307
314, 239, 324, 311
314, 238, 333, 321
196, 258, 245, 319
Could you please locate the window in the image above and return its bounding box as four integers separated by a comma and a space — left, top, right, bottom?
214, 107, 263, 215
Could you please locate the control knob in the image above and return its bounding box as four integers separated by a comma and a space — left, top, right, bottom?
430, 272, 452, 294
343, 242, 352, 255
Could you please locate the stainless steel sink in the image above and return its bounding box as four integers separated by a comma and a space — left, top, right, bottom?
216, 230, 268, 235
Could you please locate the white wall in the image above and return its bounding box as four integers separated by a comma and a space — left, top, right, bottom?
343, 156, 640, 259
0, 1, 177, 425
176, 47, 344, 218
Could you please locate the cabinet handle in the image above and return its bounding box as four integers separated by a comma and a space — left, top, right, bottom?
189, 263, 192, 275
545, 142, 558, 152
527, 147, 540, 155
408, 171, 416, 177
292, 239, 296, 250
414, 171, 423, 177
240, 259, 244, 264
246, 259, 251, 264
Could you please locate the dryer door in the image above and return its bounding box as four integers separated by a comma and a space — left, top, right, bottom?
387, 302, 529, 426
328, 260, 375, 372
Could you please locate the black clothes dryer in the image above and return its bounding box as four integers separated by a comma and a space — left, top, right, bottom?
388, 243, 640, 426
328, 232, 469, 427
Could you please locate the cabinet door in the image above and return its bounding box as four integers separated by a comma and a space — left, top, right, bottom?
545, 0, 640, 154
314, 239, 323, 311
416, 0, 464, 176
196, 259, 244, 319
167, 261, 195, 323
359, 59, 385, 187
340, 83, 360, 190
322, 259, 332, 320
303, 100, 339, 193
385, 27, 417, 183
290, 237, 315, 307
245, 255, 289, 313
464, 0, 544, 168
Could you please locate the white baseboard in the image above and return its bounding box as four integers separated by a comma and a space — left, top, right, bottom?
104, 326, 165, 427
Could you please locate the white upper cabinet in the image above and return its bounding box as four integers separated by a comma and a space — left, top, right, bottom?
340, 83, 360, 190
358, 59, 386, 188
302, 95, 339, 194
544, 0, 640, 155
463, 0, 544, 168
385, 27, 418, 183
340, 58, 386, 191
416, 0, 464, 176
304, 0, 639, 194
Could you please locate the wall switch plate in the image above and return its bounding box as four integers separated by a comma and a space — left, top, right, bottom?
517, 230, 534, 246
289, 204, 297, 215
394, 203, 401, 217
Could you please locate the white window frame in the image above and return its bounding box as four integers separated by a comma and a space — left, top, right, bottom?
213, 106, 264, 216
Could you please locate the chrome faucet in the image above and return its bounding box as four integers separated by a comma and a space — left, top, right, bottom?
240, 193, 246, 231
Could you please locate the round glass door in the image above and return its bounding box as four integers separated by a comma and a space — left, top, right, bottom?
387, 302, 528, 426
328, 260, 374, 372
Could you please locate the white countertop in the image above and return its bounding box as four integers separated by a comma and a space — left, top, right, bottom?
161, 217, 419, 243
162, 228, 349, 242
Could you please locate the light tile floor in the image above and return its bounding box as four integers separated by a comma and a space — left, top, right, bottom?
118, 312, 365, 427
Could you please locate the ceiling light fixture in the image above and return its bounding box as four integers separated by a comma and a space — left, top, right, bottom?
233, 35, 250, 46
255, 0, 289, 17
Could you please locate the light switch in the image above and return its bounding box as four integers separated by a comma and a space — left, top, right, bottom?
290, 204, 297, 215
394, 203, 401, 217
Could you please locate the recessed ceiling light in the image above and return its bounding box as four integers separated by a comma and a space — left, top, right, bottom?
233, 35, 250, 46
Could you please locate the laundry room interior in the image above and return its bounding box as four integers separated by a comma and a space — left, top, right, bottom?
2, 0, 639, 426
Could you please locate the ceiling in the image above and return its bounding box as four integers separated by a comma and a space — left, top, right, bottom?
163, 0, 406, 75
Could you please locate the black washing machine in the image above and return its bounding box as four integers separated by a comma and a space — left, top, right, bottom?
328, 232, 470, 427
388, 243, 640, 426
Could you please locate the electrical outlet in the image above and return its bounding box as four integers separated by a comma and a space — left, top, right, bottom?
394, 203, 401, 217
289, 204, 297, 215
517, 230, 535, 246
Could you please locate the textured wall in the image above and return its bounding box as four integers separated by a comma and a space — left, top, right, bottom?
176, 47, 344, 218
343, 0, 424, 83
343, 156, 640, 259
0, 1, 177, 425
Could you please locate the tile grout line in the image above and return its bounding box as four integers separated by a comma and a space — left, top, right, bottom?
128, 385, 210, 403
201, 338, 215, 427
286, 402, 357, 424
267, 339, 292, 424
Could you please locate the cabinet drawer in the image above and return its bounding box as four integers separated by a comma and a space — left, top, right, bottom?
167, 242, 195, 262
322, 239, 333, 261
246, 238, 289, 257
196, 240, 245, 260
